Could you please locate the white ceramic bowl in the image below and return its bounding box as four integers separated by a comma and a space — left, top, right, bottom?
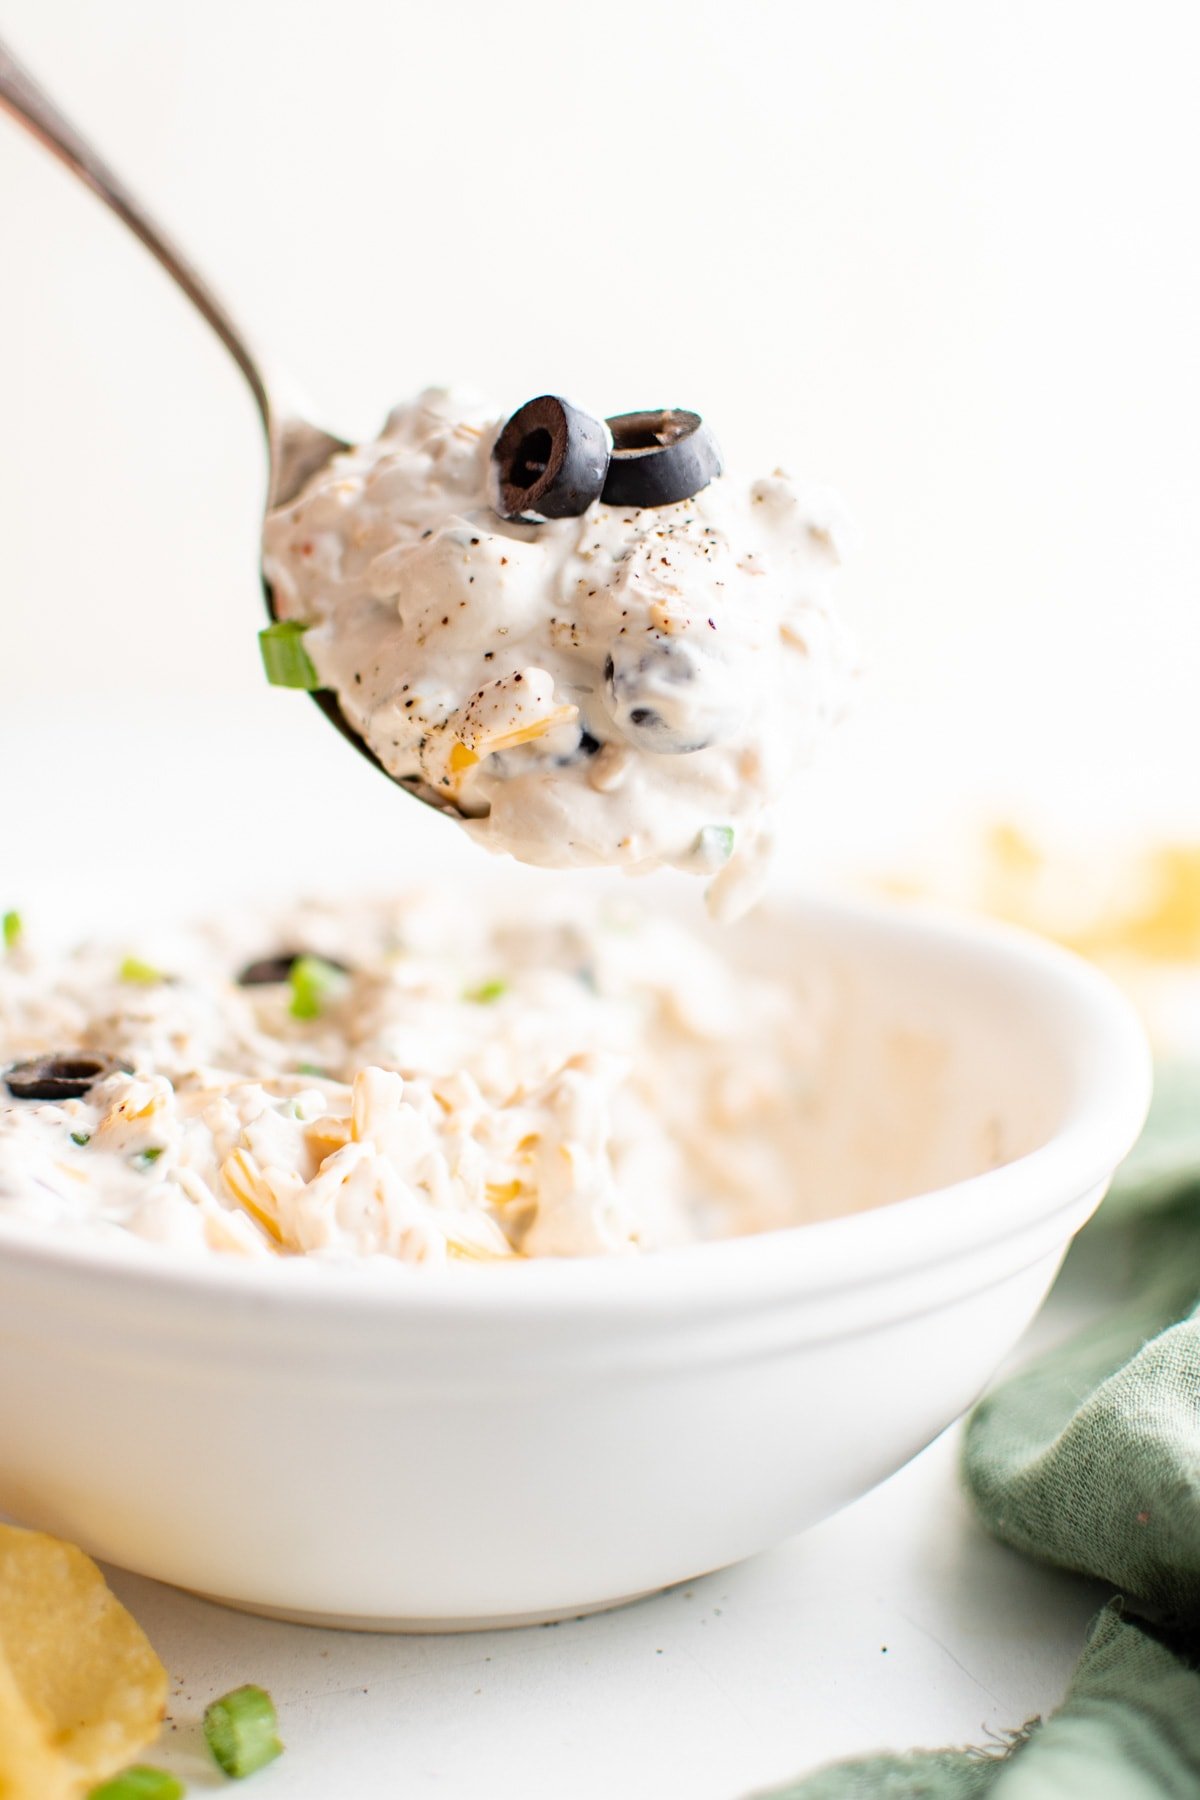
0, 896, 1150, 1631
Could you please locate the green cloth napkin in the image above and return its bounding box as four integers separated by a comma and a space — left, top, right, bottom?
757, 1061, 1200, 1798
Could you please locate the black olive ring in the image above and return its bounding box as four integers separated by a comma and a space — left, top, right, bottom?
491, 396, 612, 521
4, 1053, 128, 1101
601, 409, 723, 509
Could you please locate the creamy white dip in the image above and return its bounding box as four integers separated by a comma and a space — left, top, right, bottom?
262, 391, 855, 918
0, 893, 832, 1266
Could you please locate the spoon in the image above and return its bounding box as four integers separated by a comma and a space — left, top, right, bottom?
0, 35, 464, 820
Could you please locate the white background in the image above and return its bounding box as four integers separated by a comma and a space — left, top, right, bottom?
0, 5, 1196, 1794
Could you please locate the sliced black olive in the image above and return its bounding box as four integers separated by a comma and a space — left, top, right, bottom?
238, 952, 302, 986
557, 726, 603, 768
491, 396, 611, 521
237, 951, 349, 987
616, 704, 710, 754
601, 409, 723, 508
4, 1053, 126, 1101
605, 640, 715, 754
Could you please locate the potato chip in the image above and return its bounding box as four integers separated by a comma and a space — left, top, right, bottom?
0, 1523, 167, 1800
0, 1649, 76, 1800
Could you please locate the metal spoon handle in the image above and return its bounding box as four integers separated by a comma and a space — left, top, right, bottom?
0, 33, 270, 428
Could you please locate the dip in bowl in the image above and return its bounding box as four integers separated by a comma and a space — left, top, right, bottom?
0, 893, 1150, 1629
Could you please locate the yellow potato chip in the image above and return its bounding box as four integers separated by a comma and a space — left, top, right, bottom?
0, 1649, 77, 1800
0, 1523, 167, 1800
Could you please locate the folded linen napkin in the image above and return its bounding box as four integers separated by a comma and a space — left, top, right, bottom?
757, 1063, 1200, 1798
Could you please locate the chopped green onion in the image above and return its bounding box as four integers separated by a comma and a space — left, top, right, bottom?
695, 824, 735, 868
259, 621, 319, 690
464, 977, 507, 1005
288, 954, 343, 1020
119, 956, 164, 986
134, 1146, 164, 1168
296, 1061, 327, 1077
203, 1684, 284, 1779
87, 1768, 184, 1800
2, 910, 22, 951
70, 1129, 91, 1147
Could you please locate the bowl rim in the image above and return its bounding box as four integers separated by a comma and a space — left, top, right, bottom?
0, 893, 1152, 1321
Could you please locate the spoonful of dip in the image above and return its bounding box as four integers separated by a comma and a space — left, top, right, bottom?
1, 39, 856, 919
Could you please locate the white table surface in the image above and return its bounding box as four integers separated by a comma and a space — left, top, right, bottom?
86, 1435, 1079, 1799
96, 1411, 1107, 1800
2, 706, 1123, 1798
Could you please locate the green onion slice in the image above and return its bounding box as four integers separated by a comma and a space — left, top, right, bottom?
70, 1129, 91, 1147
695, 824, 735, 867
259, 621, 320, 690
2, 910, 22, 951
86, 1767, 184, 1800
464, 977, 507, 1005
119, 956, 164, 986
288, 954, 343, 1021
203, 1683, 284, 1779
